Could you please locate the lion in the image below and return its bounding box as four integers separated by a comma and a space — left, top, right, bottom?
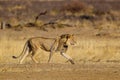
12, 34, 76, 64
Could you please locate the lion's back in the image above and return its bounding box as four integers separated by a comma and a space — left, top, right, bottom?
30, 37, 55, 51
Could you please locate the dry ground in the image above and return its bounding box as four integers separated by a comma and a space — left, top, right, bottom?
1, 63, 120, 80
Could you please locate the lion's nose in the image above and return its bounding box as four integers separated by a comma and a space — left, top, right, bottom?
70, 42, 76, 45
71, 43, 75, 45
71, 41, 77, 45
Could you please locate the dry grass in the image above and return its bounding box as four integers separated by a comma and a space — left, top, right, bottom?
0, 37, 25, 63
0, 34, 120, 64
72, 38, 120, 63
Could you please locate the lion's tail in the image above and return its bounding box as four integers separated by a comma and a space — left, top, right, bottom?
12, 41, 28, 59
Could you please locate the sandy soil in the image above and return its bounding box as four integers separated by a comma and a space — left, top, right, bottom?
0, 63, 120, 80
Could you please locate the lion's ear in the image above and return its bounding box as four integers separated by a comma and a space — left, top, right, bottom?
66, 34, 71, 39
60, 34, 66, 38
71, 34, 75, 38
72, 34, 74, 36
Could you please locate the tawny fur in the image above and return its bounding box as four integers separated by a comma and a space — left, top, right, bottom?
12, 34, 76, 64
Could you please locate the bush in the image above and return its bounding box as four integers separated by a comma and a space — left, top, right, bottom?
61, 1, 87, 13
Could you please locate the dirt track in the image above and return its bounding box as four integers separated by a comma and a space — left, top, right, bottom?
0, 63, 120, 80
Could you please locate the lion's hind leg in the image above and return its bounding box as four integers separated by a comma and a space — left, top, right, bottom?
48, 51, 54, 63
19, 47, 29, 64
31, 50, 39, 63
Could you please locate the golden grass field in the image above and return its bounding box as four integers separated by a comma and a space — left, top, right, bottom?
0, 19, 120, 64
0, 33, 120, 64
0, 22, 120, 80
0, 27, 120, 80
0, 1, 120, 80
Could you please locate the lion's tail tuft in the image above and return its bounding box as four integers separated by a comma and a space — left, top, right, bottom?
12, 40, 28, 59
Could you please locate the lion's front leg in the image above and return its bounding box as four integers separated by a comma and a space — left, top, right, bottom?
60, 52, 75, 64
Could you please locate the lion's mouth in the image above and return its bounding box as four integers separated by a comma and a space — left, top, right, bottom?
63, 44, 68, 48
